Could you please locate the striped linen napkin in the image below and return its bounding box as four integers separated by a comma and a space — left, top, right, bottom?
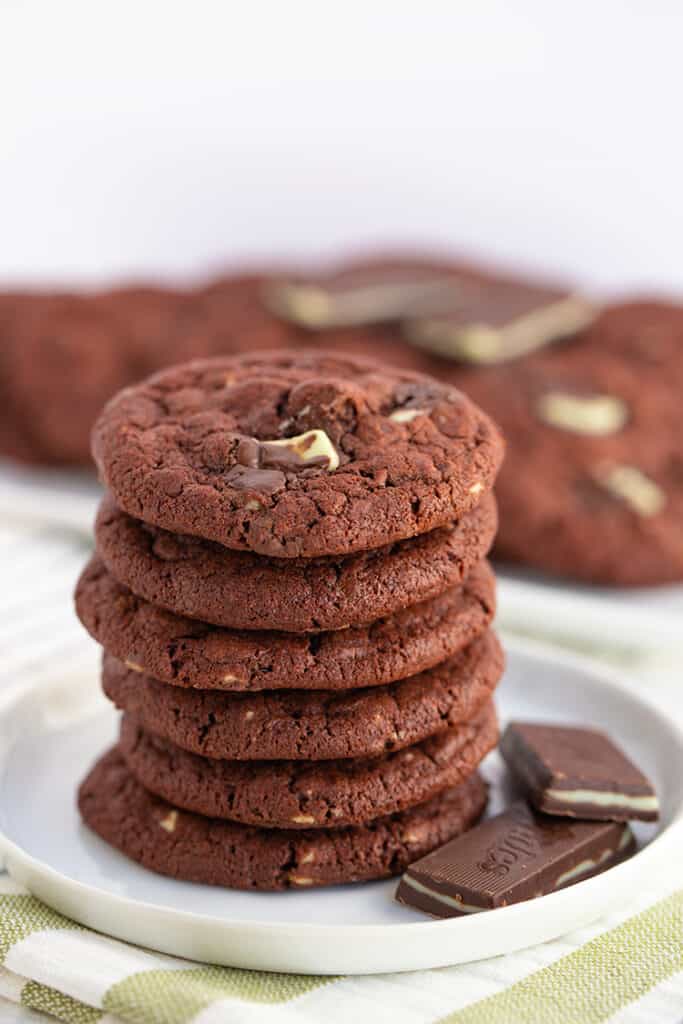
1, 508, 683, 1023
0, 875, 681, 1024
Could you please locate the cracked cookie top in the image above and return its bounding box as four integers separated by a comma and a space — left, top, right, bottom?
92, 351, 504, 557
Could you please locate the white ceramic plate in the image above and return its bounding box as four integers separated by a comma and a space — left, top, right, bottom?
0, 637, 681, 975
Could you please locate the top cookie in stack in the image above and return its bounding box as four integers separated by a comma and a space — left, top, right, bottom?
76, 351, 505, 890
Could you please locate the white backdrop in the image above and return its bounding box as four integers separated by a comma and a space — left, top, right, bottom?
2, 1, 682, 293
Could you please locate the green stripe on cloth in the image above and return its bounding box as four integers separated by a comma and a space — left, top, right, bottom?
104, 965, 336, 1024
0, 895, 84, 961
440, 889, 683, 1024
21, 979, 101, 1024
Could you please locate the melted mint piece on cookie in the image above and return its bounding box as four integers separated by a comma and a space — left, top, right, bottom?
596, 464, 666, 517
226, 429, 340, 491
260, 429, 340, 471
536, 392, 629, 436
263, 272, 456, 328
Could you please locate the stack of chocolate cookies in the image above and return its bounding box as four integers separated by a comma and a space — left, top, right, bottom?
75, 351, 505, 890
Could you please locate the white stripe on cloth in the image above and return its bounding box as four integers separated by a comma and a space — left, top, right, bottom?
4, 929, 191, 1010
0, 964, 125, 1024
0, 965, 28, 1004
608, 972, 683, 1024
194, 1004, 327, 1024
0, 995, 54, 1024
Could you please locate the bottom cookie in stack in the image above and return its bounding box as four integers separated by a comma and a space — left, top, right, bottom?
79, 751, 488, 890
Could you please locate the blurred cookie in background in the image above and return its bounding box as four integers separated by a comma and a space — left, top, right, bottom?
447, 316, 681, 585
0, 278, 297, 466
0, 292, 42, 464
2, 288, 187, 465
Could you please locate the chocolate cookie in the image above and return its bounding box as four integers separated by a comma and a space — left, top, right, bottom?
92, 352, 503, 557
449, 306, 683, 584
79, 748, 488, 889
94, 491, 497, 631
76, 557, 496, 691
119, 701, 497, 828
2, 290, 189, 466
101, 630, 503, 761
578, 300, 683, 372
0, 280, 296, 467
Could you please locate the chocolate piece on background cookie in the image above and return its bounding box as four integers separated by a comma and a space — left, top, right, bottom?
262, 262, 462, 328
396, 801, 635, 917
261, 257, 590, 383
102, 630, 504, 761
75, 556, 496, 692
79, 748, 488, 890
94, 491, 497, 631
92, 352, 503, 557
118, 702, 498, 829
405, 282, 595, 365
500, 722, 659, 822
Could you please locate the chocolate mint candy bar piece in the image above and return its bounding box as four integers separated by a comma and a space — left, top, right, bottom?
263, 266, 459, 328
405, 284, 595, 363
395, 801, 635, 917
500, 722, 659, 822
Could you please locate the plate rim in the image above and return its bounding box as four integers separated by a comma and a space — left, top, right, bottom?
1, 634, 682, 968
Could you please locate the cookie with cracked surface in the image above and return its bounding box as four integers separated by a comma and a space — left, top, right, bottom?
101, 630, 503, 761
91, 351, 504, 557
79, 747, 488, 889
94, 490, 497, 631
76, 556, 496, 691
119, 701, 497, 828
